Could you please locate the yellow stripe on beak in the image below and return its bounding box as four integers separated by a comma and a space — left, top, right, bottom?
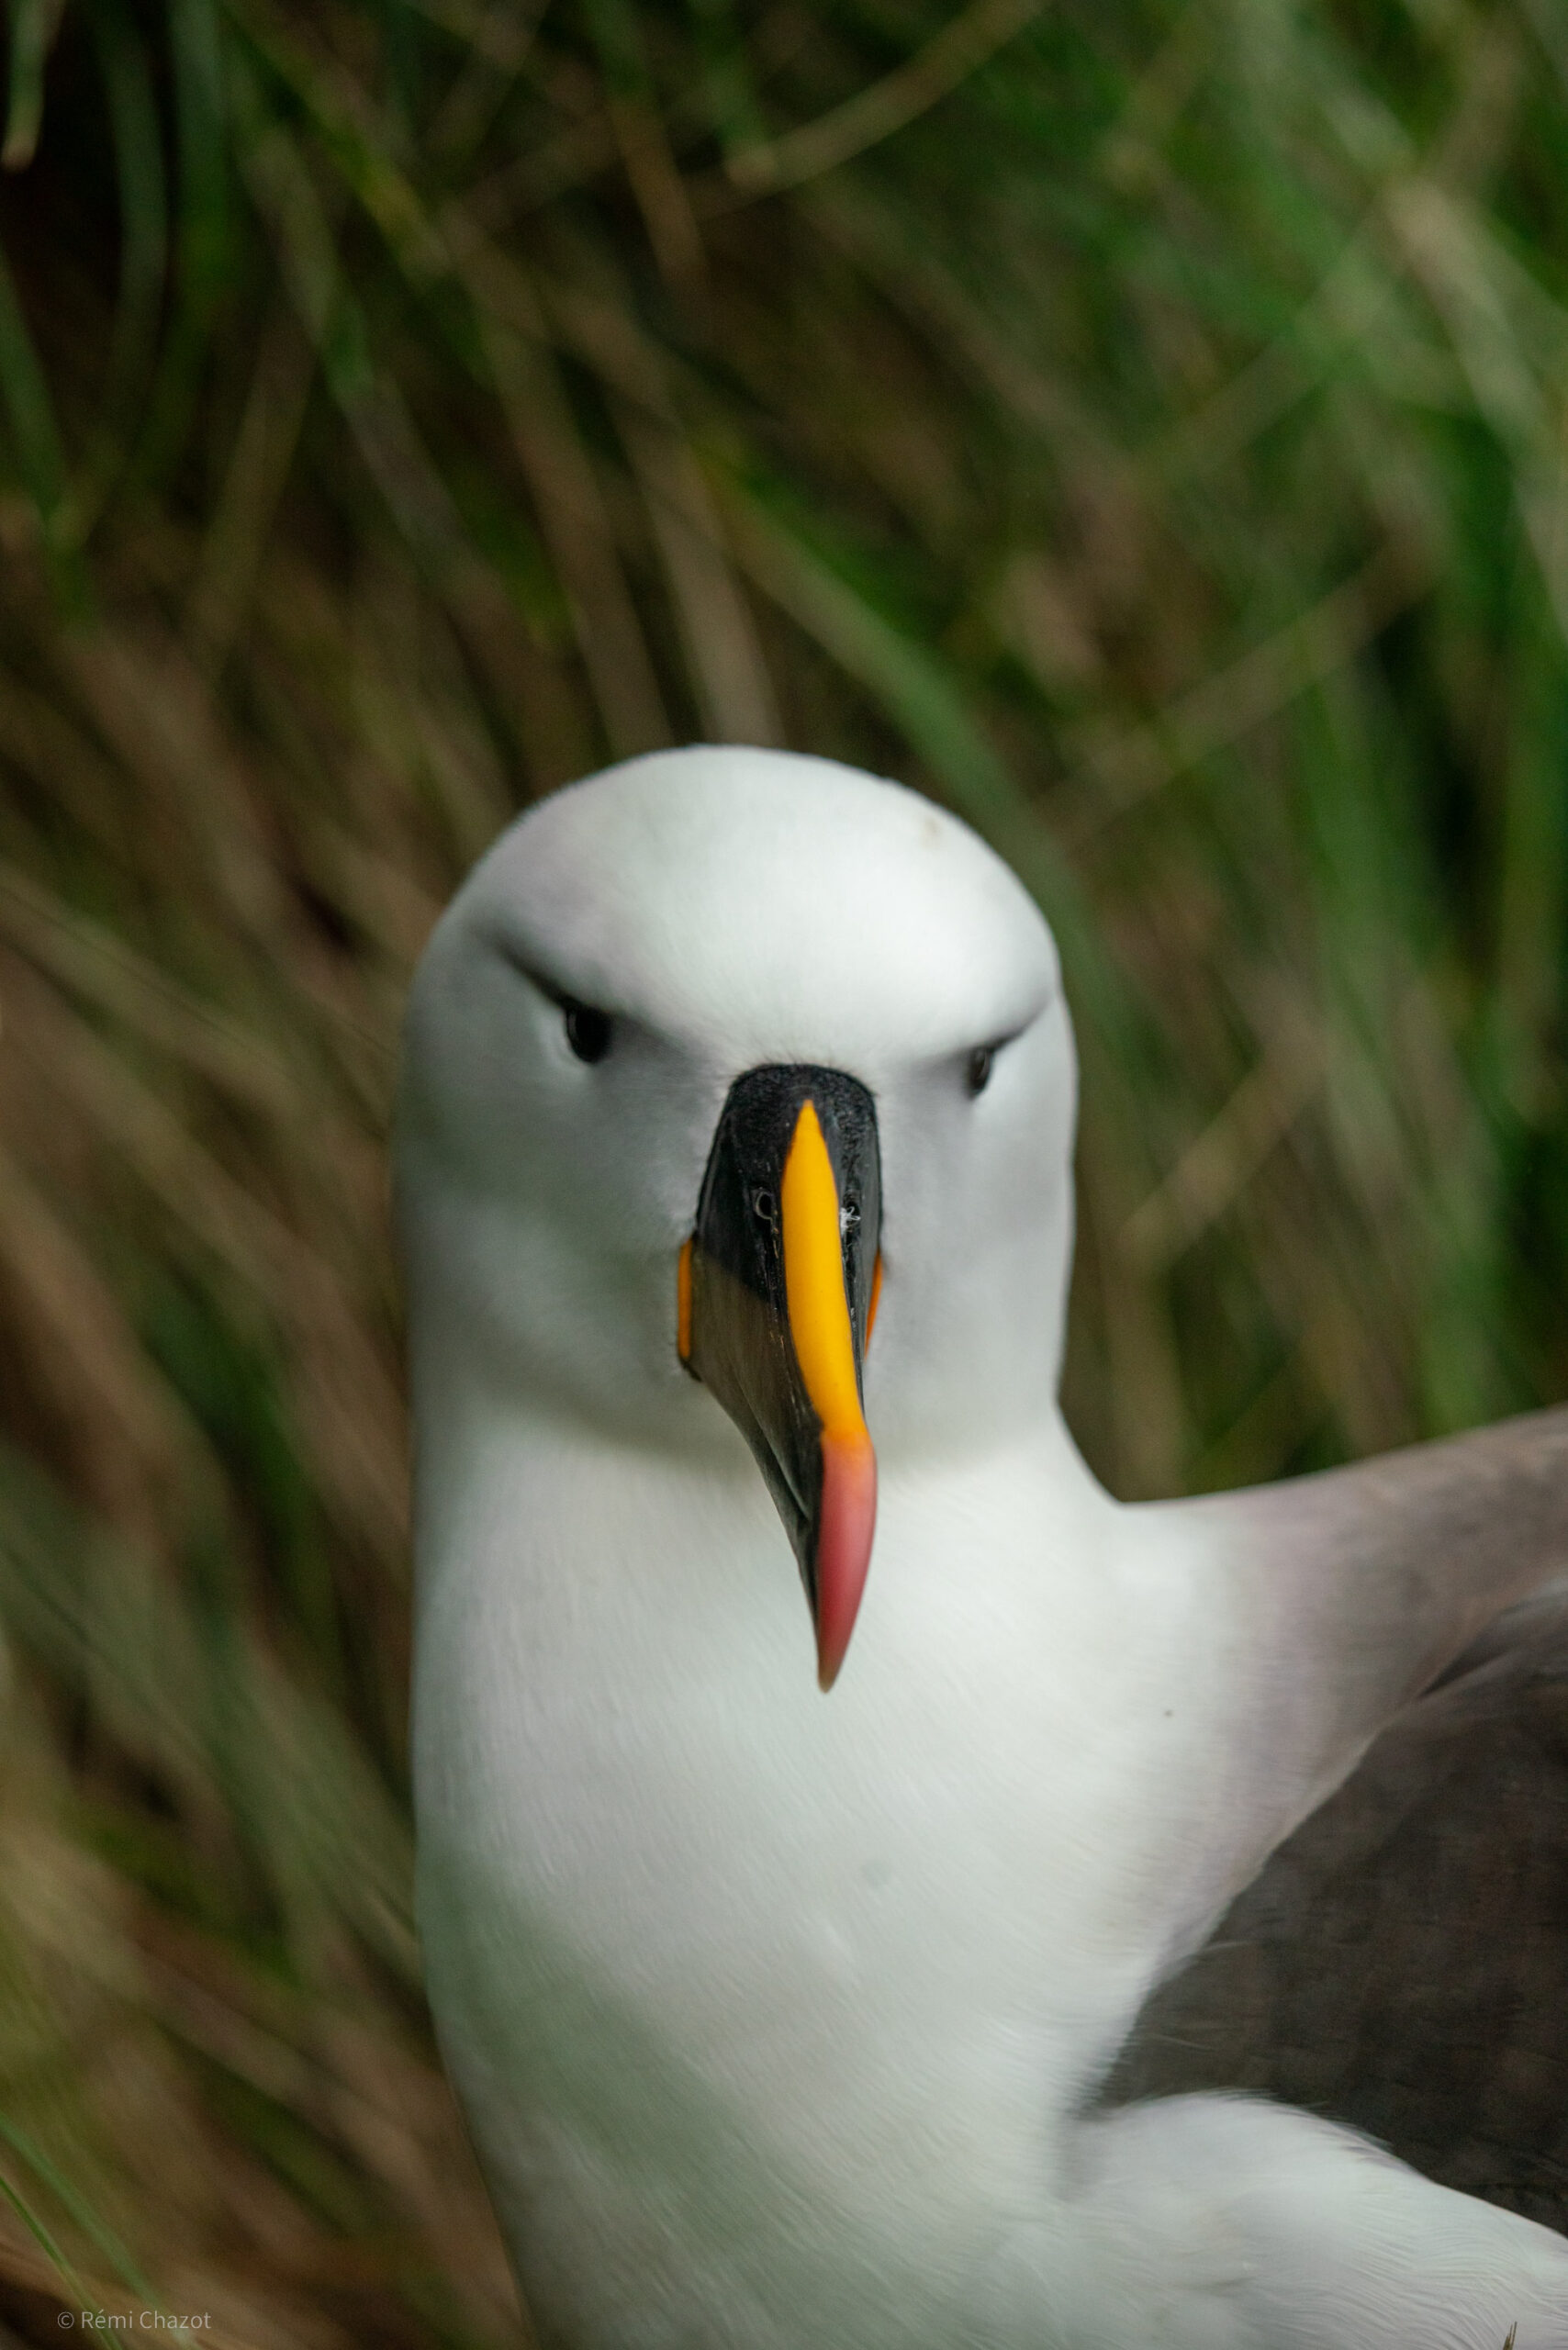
780, 1099, 877, 1689
781, 1101, 868, 1446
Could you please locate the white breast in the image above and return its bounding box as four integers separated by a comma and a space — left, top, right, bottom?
415, 1411, 1260, 2347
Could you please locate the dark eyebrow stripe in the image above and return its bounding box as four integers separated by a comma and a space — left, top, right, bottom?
487, 937, 623, 1029
487, 935, 575, 1008
976, 1000, 1047, 1057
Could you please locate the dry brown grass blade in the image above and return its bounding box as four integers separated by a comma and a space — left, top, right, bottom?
1123, 1003, 1327, 1272
0, 670, 135, 848
185, 306, 317, 674
8, 981, 408, 1567
715, 0, 1043, 199
608, 95, 704, 286
0, 2230, 269, 2350
463, 108, 621, 230
428, 0, 550, 161
0, 1135, 192, 1550
52, 627, 291, 946
0, 864, 301, 1115
1056, 542, 1434, 844
132, 1923, 521, 2343
618, 408, 781, 746
480, 305, 672, 758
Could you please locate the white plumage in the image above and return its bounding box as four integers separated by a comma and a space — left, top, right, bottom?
399, 746, 1568, 2349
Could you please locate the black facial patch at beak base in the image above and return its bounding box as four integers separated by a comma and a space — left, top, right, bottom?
682, 1065, 881, 1684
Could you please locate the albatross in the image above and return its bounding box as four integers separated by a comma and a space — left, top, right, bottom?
398, 745, 1568, 2349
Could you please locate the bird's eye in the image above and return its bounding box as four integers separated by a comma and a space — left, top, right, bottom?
968, 1045, 996, 1097
563, 1000, 613, 1064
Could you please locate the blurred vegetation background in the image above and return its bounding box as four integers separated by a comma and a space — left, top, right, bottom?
0, 0, 1563, 2335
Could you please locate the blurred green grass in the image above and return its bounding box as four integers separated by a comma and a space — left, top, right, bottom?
0, 0, 1563, 2337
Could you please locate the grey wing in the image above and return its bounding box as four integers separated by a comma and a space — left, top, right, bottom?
1100, 1591, 1568, 2235
1173, 1405, 1568, 1768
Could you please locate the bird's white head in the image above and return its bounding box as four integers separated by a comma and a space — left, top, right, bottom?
398, 746, 1075, 1685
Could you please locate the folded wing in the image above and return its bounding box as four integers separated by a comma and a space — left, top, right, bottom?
1103, 1587, 1568, 2237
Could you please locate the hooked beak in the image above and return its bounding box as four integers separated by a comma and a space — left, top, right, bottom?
679, 1065, 880, 1690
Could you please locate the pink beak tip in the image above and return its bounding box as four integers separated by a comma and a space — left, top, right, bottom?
812, 1437, 878, 1693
